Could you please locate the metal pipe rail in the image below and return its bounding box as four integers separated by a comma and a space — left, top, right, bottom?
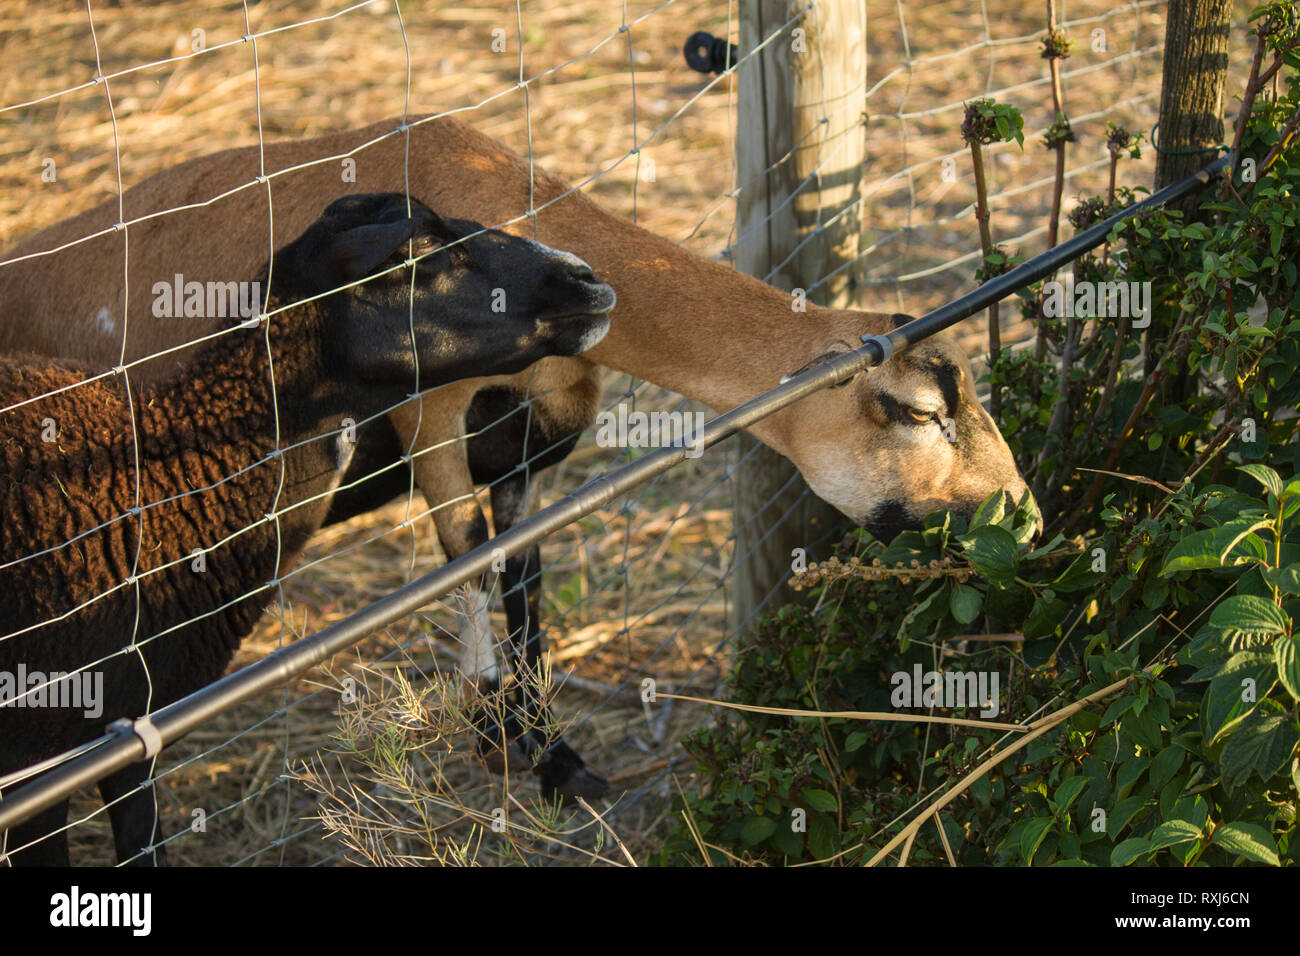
0, 153, 1229, 835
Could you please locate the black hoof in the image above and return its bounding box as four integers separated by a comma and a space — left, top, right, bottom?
535, 742, 609, 801
553, 765, 610, 801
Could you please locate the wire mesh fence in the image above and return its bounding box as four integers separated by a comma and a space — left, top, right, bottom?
0, 0, 1198, 865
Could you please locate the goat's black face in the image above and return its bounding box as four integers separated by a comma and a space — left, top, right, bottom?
280, 193, 615, 389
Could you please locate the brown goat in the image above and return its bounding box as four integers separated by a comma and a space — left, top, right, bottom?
0, 115, 1034, 799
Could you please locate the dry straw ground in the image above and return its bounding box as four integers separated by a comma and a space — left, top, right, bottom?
0, 0, 1190, 864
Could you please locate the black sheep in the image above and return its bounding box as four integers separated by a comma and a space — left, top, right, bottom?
0, 192, 614, 865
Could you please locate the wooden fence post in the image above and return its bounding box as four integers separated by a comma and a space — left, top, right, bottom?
731, 0, 866, 637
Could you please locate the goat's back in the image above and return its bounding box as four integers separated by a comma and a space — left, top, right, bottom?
0, 116, 568, 383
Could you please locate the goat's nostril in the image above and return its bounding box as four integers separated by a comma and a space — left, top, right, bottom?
569, 263, 599, 285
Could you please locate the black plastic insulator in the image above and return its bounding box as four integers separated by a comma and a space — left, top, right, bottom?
683, 31, 737, 74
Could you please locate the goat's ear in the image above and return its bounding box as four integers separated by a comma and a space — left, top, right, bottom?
321, 219, 418, 286
779, 343, 856, 387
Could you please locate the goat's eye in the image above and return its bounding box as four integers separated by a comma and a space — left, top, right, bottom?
906, 407, 935, 424
413, 235, 439, 255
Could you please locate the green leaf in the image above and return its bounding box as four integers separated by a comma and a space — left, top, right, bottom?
1201, 652, 1274, 744
1147, 819, 1202, 852
949, 583, 983, 624
802, 789, 839, 813
1148, 745, 1185, 794
807, 812, 839, 860
1052, 776, 1090, 816
843, 730, 869, 753
1101, 694, 1137, 729
1052, 551, 1103, 592
1276, 636, 1300, 702
878, 530, 934, 568
1141, 574, 1170, 610
771, 823, 803, 857
1262, 564, 1300, 594
1010, 504, 1039, 545
958, 525, 1020, 588
1164, 791, 1209, 832
1024, 532, 1066, 561
1210, 822, 1280, 866
740, 815, 777, 845
895, 584, 945, 647
1021, 817, 1055, 865
1209, 595, 1291, 637
1115, 754, 1150, 801
1108, 796, 1150, 838
1110, 837, 1151, 867
969, 490, 1009, 530
1219, 708, 1300, 791
1211, 525, 1272, 565
1023, 590, 1066, 640
1239, 464, 1283, 499
1160, 519, 1271, 575
1126, 708, 1164, 754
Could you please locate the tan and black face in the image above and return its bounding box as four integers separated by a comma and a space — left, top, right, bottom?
783, 330, 1038, 540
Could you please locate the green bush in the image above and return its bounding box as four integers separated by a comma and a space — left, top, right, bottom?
656, 6, 1300, 867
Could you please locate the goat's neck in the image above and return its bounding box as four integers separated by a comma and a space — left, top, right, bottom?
574, 239, 860, 456
526, 189, 881, 460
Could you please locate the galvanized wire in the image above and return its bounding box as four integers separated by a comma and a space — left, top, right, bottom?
0, 0, 1188, 865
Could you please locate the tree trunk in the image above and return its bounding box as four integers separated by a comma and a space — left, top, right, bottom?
1146, 0, 1230, 377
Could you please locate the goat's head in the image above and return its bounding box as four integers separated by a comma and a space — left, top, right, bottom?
280, 192, 615, 388
774, 317, 1037, 540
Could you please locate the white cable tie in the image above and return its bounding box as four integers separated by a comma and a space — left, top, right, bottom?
109, 716, 164, 760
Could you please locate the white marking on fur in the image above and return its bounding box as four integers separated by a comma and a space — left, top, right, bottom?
891, 420, 940, 445
800, 452, 878, 526
93, 307, 115, 336
890, 385, 945, 416
456, 585, 498, 681
334, 430, 356, 474
316, 431, 357, 503
576, 314, 611, 352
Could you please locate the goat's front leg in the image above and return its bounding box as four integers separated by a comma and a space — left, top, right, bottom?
490, 473, 607, 800
386, 395, 529, 775
99, 761, 166, 866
